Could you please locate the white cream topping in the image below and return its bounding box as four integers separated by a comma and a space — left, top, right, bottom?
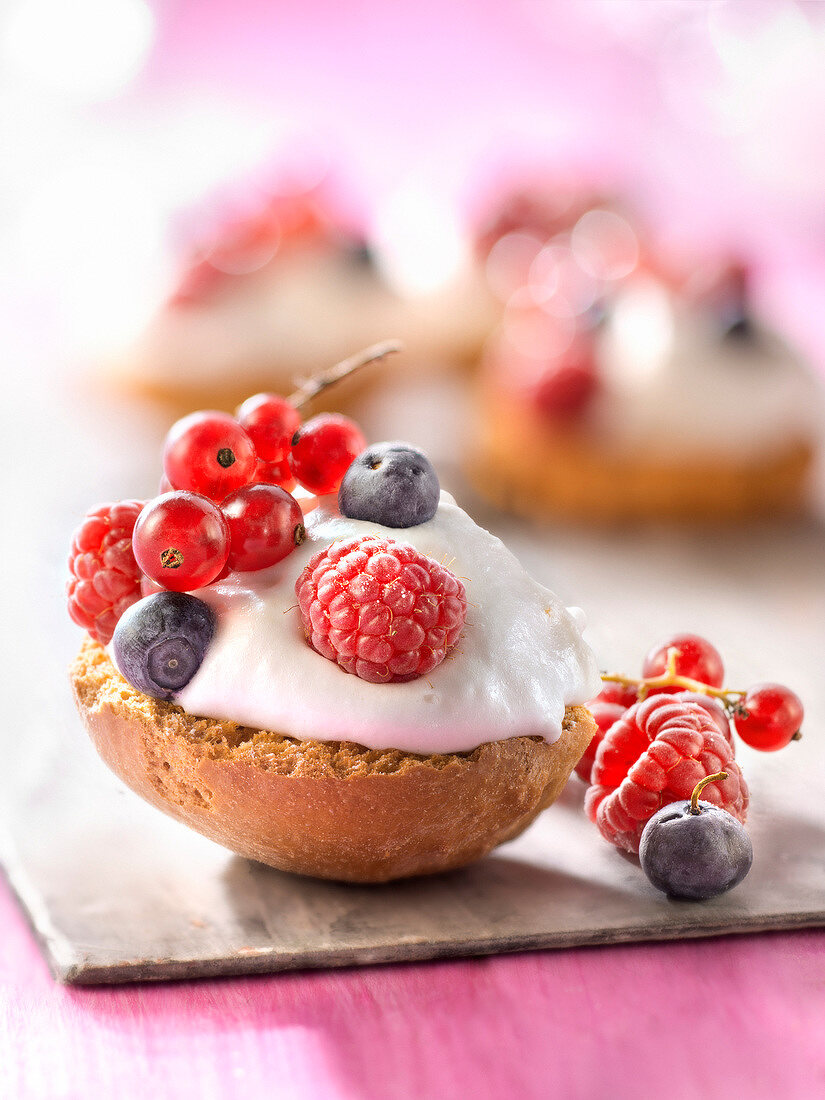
172, 492, 600, 755
120, 245, 495, 388
591, 279, 821, 458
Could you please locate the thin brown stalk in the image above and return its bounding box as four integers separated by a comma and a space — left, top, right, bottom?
288, 340, 402, 410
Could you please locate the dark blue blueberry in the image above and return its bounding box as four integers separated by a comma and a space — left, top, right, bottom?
112, 591, 216, 701
717, 264, 757, 343
639, 800, 753, 901
342, 236, 375, 269
338, 442, 440, 528
721, 310, 757, 342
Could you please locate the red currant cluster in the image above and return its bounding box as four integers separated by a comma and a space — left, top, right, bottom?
137, 400, 366, 593
595, 633, 803, 757
577, 632, 804, 856
68, 395, 366, 643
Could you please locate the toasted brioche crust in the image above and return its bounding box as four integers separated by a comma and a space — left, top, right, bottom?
470, 379, 814, 524
70, 638, 596, 883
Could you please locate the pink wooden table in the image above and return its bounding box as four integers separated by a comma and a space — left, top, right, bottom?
3, 878, 824, 1099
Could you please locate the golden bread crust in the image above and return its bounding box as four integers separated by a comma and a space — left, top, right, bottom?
70, 638, 595, 883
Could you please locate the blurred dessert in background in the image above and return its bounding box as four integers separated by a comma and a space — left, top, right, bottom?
469, 195, 821, 523
107, 177, 495, 411
468, 175, 637, 306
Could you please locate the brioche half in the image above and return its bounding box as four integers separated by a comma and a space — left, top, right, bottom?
70, 638, 596, 883
471, 381, 814, 524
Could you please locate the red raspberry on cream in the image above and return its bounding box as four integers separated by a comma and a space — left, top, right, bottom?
296, 535, 467, 683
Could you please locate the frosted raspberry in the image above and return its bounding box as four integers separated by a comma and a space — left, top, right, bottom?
576, 690, 731, 787
295, 535, 467, 684
584, 693, 748, 854
67, 501, 144, 645
574, 698, 625, 784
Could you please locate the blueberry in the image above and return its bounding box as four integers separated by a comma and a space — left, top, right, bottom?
112, 591, 216, 701
639, 799, 753, 901
722, 311, 757, 342
338, 442, 440, 528
342, 236, 375, 269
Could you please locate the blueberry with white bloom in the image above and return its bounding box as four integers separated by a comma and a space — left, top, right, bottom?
338, 442, 440, 528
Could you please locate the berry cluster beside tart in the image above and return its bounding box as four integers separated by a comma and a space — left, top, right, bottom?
578, 632, 803, 900
109, 181, 495, 410
68, 365, 600, 882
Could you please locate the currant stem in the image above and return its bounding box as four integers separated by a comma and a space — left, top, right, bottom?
602, 648, 745, 706
689, 772, 728, 815
601, 670, 744, 702
288, 340, 402, 410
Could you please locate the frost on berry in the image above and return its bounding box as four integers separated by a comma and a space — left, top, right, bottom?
295, 535, 467, 684
584, 694, 749, 854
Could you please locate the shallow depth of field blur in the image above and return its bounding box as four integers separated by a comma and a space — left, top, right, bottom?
2, 2, 825, 367
4, 0, 825, 991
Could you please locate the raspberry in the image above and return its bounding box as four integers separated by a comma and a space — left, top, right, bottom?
574, 699, 625, 784
67, 501, 144, 645
169, 192, 327, 306
596, 682, 639, 708
584, 693, 748, 854
295, 535, 467, 684
575, 688, 730, 787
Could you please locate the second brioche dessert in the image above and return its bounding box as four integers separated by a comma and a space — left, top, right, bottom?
109, 182, 495, 411
469, 194, 820, 524
68, 384, 599, 882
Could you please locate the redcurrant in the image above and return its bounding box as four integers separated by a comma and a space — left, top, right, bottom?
221, 485, 305, 572
734, 683, 804, 751
163, 411, 257, 502
236, 393, 301, 463
594, 682, 639, 708
141, 574, 166, 597
534, 338, 599, 420
251, 456, 296, 491
133, 492, 230, 591
289, 414, 366, 495
642, 633, 724, 689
